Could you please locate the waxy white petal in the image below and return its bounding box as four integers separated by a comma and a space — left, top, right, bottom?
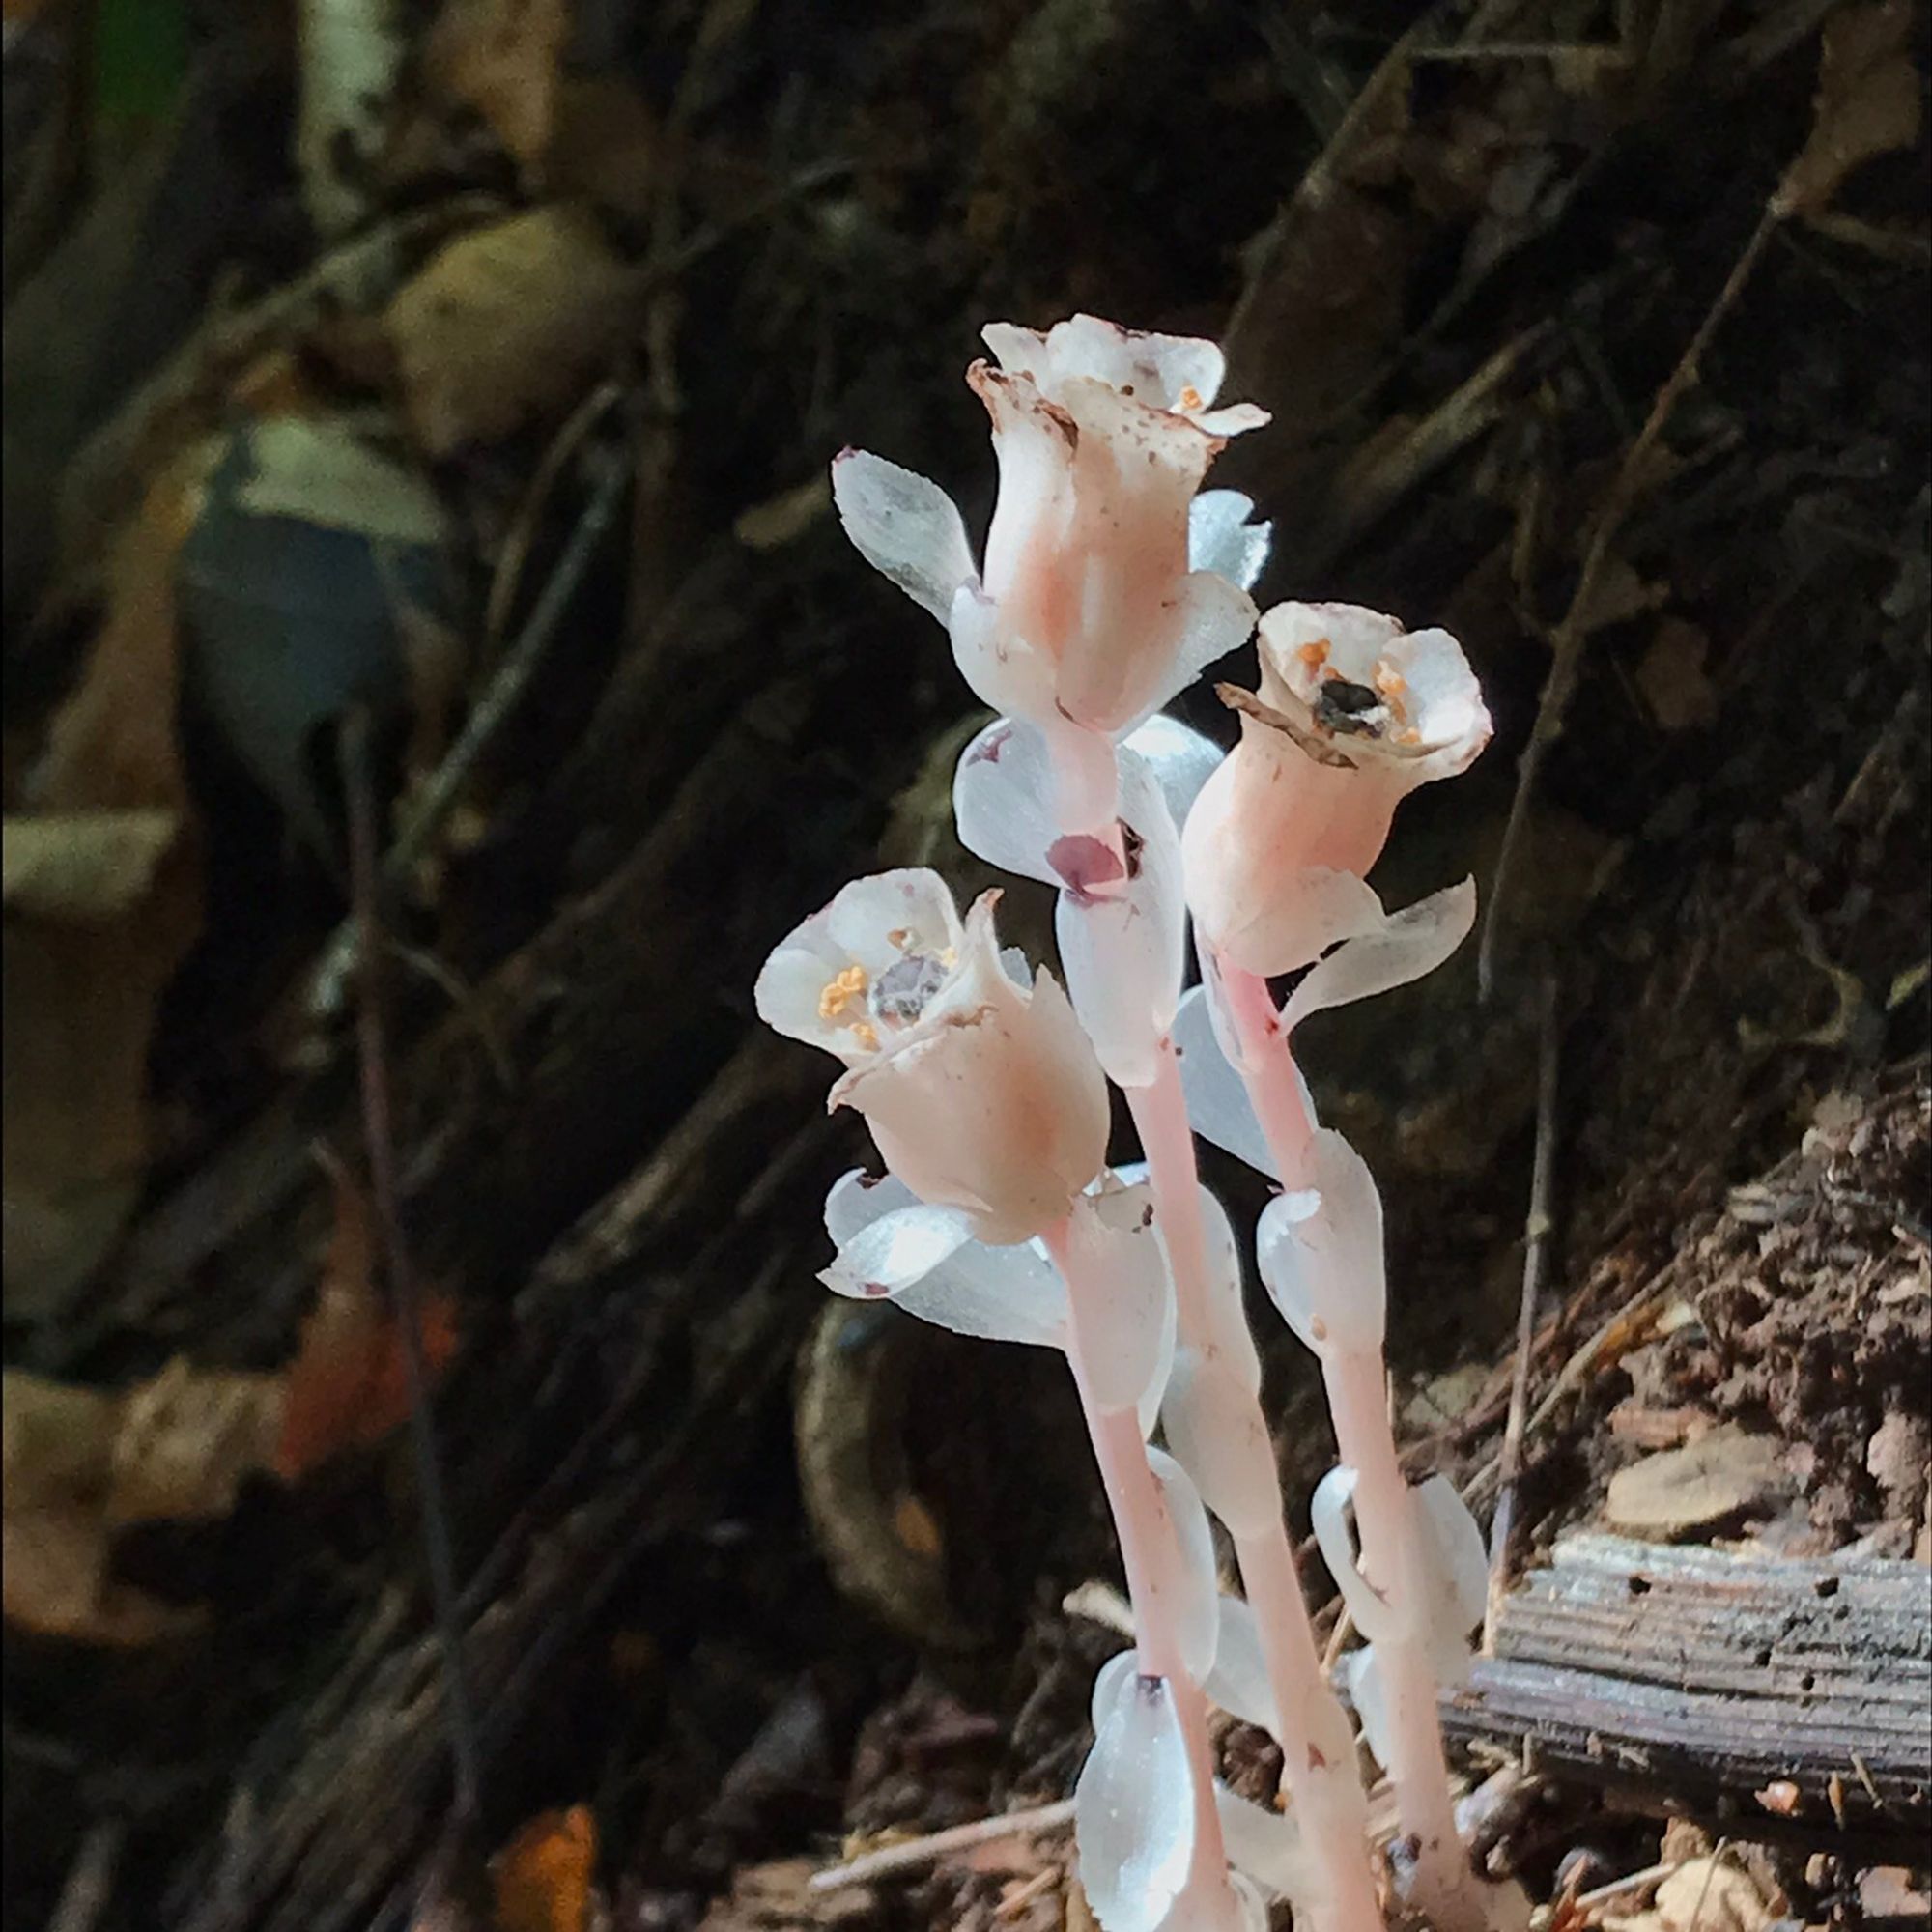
1188, 490, 1272, 594
1255, 1128, 1386, 1360
1065, 1185, 1175, 1414
1280, 878, 1476, 1035
822, 1170, 1067, 1348
1122, 712, 1226, 834
1213, 1785, 1310, 1900
831, 449, 978, 622
1202, 1594, 1280, 1739
1311, 1465, 1398, 1645
1160, 1346, 1278, 1537
1171, 984, 1277, 1182
1343, 1644, 1394, 1769
1147, 1445, 1219, 1682
1076, 1661, 1196, 1932
952, 717, 1057, 883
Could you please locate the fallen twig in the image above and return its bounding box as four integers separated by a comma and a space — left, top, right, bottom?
1478, 199, 1780, 997
1485, 966, 1563, 1648
338, 706, 481, 1832
807, 1800, 1078, 1893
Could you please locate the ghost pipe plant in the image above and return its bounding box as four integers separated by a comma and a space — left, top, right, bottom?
1180, 602, 1508, 1932
835, 319, 1385, 1932
754, 870, 1254, 1932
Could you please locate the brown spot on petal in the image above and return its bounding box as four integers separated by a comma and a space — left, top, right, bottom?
1119, 820, 1145, 880
968, 724, 1011, 766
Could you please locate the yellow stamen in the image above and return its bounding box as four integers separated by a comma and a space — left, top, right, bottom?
1177, 384, 1204, 412
817, 963, 868, 1021
1374, 664, 1406, 696
848, 1021, 879, 1053
1298, 639, 1330, 668
887, 928, 912, 951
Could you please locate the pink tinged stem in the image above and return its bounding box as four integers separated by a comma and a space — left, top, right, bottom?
1128, 1056, 1384, 1932
1040, 1216, 1236, 1926
1216, 961, 1313, 1171
1216, 957, 1487, 1932
1324, 1353, 1469, 1917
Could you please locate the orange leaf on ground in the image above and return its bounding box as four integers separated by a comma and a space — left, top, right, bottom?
272, 1169, 460, 1481
491, 1804, 596, 1932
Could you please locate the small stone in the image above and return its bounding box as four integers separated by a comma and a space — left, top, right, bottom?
1865, 1411, 1929, 1502
1605, 1426, 1789, 1537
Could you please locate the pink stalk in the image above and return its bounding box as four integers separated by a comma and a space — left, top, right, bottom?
1040, 1216, 1238, 1927
1041, 721, 1379, 1930
1214, 952, 1486, 1932
1128, 1057, 1384, 1932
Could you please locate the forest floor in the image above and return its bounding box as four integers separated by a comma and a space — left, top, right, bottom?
2, 4, 1927, 1931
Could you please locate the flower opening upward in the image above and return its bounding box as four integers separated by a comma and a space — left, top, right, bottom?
832, 315, 1267, 750
755, 869, 1107, 1245
1184, 601, 1491, 975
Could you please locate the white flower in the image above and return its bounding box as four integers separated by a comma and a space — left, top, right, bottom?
1183, 602, 1490, 974
832, 316, 1268, 743
755, 870, 1109, 1243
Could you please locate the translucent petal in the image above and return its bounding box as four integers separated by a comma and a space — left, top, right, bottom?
818, 1201, 979, 1297
987, 314, 1228, 417
1148, 1445, 1219, 1682
1135, 569, 1257, 724
1214, 1784, 1311, 1900
1212, 864, 1388, 981
1193, 1185, 1261, 1390
823, 1170, 1067, 1349
1122, 714, 1226, 836
1170, 985, 1276, 1181
1254, 1130, 1385, 1360
1310, 1466, 1397, 1644
1280, 879, 1477, 1035
1065, 1185, 1175, 1413
1229, 1870, 1272, 1931
1413, 1473, 1488, 1677
1076, 1663, 1197, 1932
1096, 1168, 1179, 1431
830, 449, 978, 622
1160, 1346, 1279, 1538
1202, 1594, 1280, 1739
948, 581, 1057, 724
1188, 491, 1272, 594
952, 717, 1057, 884
1058, 756, 1185, 1087
1090, 1645, 1138, 1732
1343, 1644, 1394, 1769
823, 867, 965, 975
